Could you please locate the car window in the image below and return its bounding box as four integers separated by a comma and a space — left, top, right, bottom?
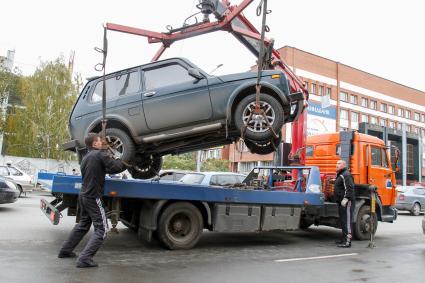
180, 173, 205, 184
91, 71, 140, 103
211, 175, 237, 186
414, 188, 425, 195
381, 148, 389, 168
0, 166, 9, 176
371, 146, 381, 166
160, 174, 175, 181
236, 175, 246, 183
8, 167, 23, 176
305, 146, 314, 157
175, 173, 185, 180
144, 64, 194, 90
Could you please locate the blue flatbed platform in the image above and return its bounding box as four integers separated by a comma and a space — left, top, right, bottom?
38, 172, 324, 206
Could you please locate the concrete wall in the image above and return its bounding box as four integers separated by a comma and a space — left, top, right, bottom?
0, 155, 79, 176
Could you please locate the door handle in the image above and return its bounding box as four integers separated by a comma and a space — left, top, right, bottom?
143, 91, 156, 97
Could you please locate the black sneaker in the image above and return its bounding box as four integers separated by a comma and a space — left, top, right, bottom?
335, 239, 344, 245
76, 260, 98, 268
337, 241, 351, 248
58, 251, 77, 258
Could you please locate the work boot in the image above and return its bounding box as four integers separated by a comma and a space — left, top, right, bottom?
337, 239, 351, 248
76, 259, 98, 268
58, 251, 77, 258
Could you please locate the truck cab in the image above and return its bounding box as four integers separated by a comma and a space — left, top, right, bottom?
303, 131, 398, 239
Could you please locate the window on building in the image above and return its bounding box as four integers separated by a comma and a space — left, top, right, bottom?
351, 112, 359, 122
370, 116, 377, 124
406, 124, 411, 132
350, 95, 358, 105
422, 114, 425, 123
340, 109, 348, 120
398, 108, 404, 117
407, 144, 414, 174
397, 123, 402, 130
361, 97, 368, 108
405, 110, 411, 119
380, 118, 387, 127
380, 103, 387, 113
414, 112, 420, 121
370, 100, 377, 110
361, 114, 369, 123
326, 87, 332, 96
414, 127, 419, 134
311, 83, 316, 94
388, 105, 395, 115
318, 85, 324, 96
304, 81, 309, 90
339, 91, 348, 102
389, 121, 395, 128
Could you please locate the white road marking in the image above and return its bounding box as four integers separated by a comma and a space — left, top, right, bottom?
274, 253, 358, 263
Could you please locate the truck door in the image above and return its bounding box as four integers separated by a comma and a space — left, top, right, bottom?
141, 61, 213, 131
367, 145, 394, 206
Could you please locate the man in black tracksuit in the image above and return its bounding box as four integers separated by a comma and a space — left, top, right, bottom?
334, 159, 355, 248
58, 133, 127, 268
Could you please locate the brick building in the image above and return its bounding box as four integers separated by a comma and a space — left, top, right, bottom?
223, 46, 425, 182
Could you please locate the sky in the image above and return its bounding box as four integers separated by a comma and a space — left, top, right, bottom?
1, 0, 424, 92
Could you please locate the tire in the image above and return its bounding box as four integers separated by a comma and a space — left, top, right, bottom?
353, 205, 378, 241
17, 185, 23, 198
411, 202, 421, 216
244, 133, 281, 155
157, 202, 203, 250
234, 93, 284, 142
129, 154, 163, 179
105, 128, 135, 162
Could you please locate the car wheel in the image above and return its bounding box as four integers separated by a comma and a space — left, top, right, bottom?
411, 202, 421, 216
234, 93, 284, 142
353, 205, 378, 240
129, 154, 163, 179
105, 128, 135, 162
17, 185, 23, 198
244, 133, 281, 155
157, 202, 203, 250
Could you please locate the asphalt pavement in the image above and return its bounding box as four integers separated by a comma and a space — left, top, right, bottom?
0, 191, 424, 283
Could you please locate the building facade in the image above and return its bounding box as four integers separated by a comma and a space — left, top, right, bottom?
225, 46, 425, 181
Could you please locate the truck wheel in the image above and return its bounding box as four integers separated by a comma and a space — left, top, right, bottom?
411, 203, 421, 216
129, 154, 163, 179
244, 133, 281, 155
105, 128, 135, 162
157, 202, 203, 250
354, 205, 378, 240
234, 94, 284, 142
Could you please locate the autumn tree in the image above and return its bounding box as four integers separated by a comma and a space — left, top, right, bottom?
4, 57, 79, 160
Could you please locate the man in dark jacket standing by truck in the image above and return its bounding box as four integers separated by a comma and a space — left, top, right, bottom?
334, 159, 355, 248
58, 133, 127, 268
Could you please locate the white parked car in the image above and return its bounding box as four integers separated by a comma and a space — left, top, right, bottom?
179, 172, 246, 187
0, 164, 33, 197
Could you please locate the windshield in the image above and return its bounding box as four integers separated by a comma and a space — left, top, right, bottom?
180, 173, 205, 185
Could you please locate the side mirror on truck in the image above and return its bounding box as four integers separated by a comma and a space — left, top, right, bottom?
391, 146, 400, 173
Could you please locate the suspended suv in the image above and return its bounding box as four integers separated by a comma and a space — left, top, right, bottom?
63, 58, 304, 179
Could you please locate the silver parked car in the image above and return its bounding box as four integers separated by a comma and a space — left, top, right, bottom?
179, 172, 246, 187
0, 164, 33, 197
395, 186, 425, 216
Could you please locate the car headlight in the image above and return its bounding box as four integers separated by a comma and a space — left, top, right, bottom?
4, 180, 18, 191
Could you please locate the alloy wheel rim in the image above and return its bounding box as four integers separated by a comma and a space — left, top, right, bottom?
242, 101, 275, 133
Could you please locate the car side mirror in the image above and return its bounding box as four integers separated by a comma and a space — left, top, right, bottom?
188, 68, 204, 80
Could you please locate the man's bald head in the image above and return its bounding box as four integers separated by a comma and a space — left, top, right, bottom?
336, 160, 347, 171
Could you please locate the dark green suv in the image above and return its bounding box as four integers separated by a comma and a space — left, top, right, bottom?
63, 57, 304, 178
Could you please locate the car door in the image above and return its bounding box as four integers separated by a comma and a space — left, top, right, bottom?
367, 145, 394, 205
414, 187, 425, 209
73, 67, 144, 134
141, 60, 213, 131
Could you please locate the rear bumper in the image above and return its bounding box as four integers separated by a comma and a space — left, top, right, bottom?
62, 139, 78, 152
0, 191, 19, 204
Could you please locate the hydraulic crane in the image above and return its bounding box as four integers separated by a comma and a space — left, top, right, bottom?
104, 0, 309, 165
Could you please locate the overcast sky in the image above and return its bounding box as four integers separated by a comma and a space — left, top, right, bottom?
1, 0, 424, 92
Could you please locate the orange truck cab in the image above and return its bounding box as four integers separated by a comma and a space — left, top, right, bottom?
302, 131, 398, 240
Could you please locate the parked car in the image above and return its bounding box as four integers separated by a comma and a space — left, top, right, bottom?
152, 170, 189, 183
63, 57, 304, 179
179, 172, 246, 187
0, 164, 33, 197
395, 185, 425, 216
423, 213, 425, 235
0, 177, 20, 204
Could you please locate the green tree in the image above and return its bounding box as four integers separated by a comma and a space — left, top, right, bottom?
162, 153, 196, 171
201, 158, 230, 172
4, 57, 79, 160
0, 65, 21, 132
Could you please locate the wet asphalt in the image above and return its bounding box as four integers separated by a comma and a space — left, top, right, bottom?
0, 191, 424, 283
